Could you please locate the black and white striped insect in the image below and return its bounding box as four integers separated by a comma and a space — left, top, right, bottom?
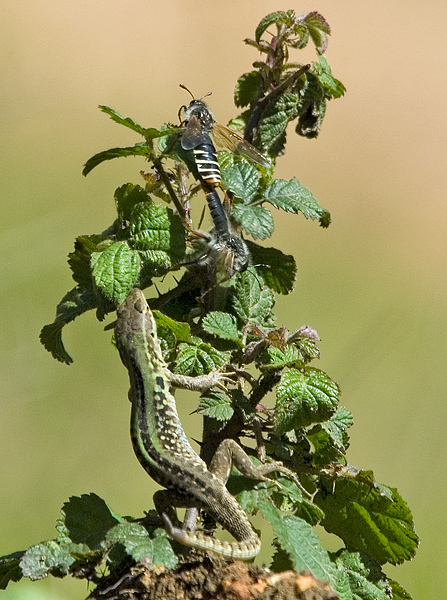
178, 85, 269, 240
178, 85, 269, 183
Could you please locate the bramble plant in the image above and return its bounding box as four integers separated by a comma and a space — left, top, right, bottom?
1, 10, 417, 599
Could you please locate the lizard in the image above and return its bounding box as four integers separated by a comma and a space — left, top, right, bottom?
114, 287, 301, 559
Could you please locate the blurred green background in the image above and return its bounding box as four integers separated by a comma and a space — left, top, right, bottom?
1, 2, 445, 598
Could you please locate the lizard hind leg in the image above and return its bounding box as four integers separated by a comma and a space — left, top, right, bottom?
151, 440, 303, 560
209, 438, 310, 497
153, 488, 261, 559
210, 438, 286, 483
153, 488, 198, 530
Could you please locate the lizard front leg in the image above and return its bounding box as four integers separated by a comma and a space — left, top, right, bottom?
169, 370, 231, 393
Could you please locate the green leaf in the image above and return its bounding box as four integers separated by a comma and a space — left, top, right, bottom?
202, 311, 240, 342
260, 502, 345, 596
153, 311, 192, 343
233, 204, 274, 240
296, 73, 326, 138
147, 125, 184, 139
62, 493, 123, 550
39, 286, 98, 364
91, 242, 141, 305
139, 531, 178, 568
323, 468, 393, 501
322, 406, 353, 449
263, 178, 331, 227
288, 22, 309, 51
0, 551, 24, 589
231, 480, 275, 515
270, 544, 294, 572
126, 200, 186, 272
275, 367, 340, 432
217, 151, 236, 171
256, 93, 299, 156
270, 475, 307, 512
175, 340, 229, 376
264, 334, 320, 367
221, 163, 258, 202
234, 71, 263, 107
114, 183, 152, 222
98, 105, 151, 136
197, 392, 234, 422
246, 242, 297, 295
294, 498, 325, 527
332, 550, 390, 600
233, 269, 275, 326
227, 110, 250, 133
19, 541, 76, 581
263, 345, 303, 368
106, 523, 177, 568
147, 533, 178, 568
314, 480, 419, 565
302, 11, 331, 54
68, 234, 107, 287
307, 427, 345, 466
225, 457, 283, 514
255, 10, 295, 43
82, 142, 150, 176
388, 578, 413, 600
155, 322, 177, 362
296, 337, 321, 361
313, 55, 346, 99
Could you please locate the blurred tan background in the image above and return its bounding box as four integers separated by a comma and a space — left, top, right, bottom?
1, 2, 445, 598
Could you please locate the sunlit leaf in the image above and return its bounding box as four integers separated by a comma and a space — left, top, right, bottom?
255, 10, 296, 43
175, 340, 229, 376
233, 204, 274, 240
197, 392, 234, 421
222, 163, 258, 202
39, 287, 98, 364
234, 71, 263, 107
202, 311, 241, 342
315, 480, 419, 565
91, 242, 141, 305
260, 502, 345, 596
82, 143, 150, 176
333, 550, 390, 600
275, 367, 340, 432
106, 523, 177, 567
263, 178, 330, 227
